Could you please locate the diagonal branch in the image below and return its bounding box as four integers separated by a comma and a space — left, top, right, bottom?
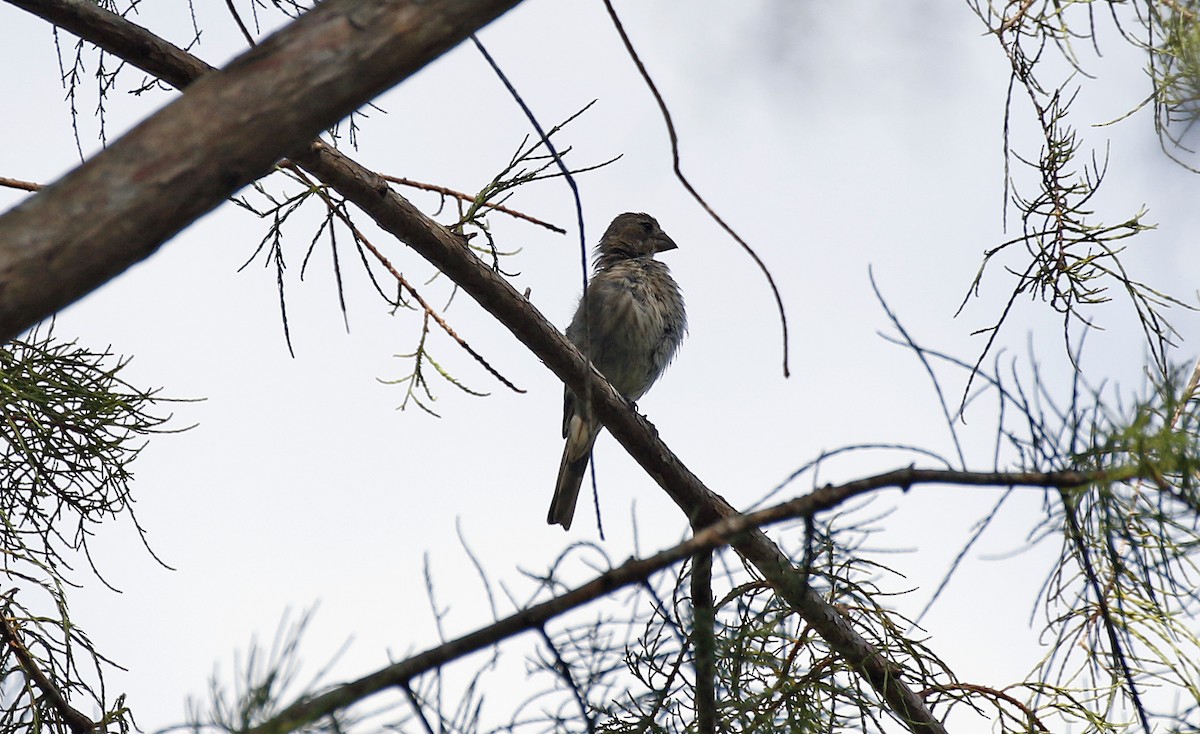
0, 0, 524, 342
5, 1, 947, 730
290, 142, 948, 732
0, 612, 97, 734
244, 463, 1130, 734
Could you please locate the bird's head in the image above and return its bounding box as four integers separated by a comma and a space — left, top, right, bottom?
597, 212, 677, 261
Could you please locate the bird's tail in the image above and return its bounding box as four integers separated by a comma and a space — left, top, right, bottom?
548, 416, 599, 530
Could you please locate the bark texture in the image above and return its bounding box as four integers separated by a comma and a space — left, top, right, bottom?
0, 0, 522, 340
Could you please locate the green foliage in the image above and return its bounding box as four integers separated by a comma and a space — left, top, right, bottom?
544, 529, 953, 734
895, 309, 1200, 730
0, 325, 173, 576
1149, 2, 1200, 168
1040, 367, 1200, 731
0, 326, 176, 734
963, 0, 1195, 375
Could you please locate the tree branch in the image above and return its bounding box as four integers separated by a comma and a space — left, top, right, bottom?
243, 464, 1128, 733
690, 549, 716, 734
0, 0, 524, 342
0, 177, 43, 192
379, 174, 566, 233
0, 612, 97, 734
0, 2, 1008, 731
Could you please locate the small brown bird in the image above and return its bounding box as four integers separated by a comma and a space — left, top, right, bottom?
548, 212, 687, 530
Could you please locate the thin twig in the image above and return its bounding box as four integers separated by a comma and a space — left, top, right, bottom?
0, 176, 43, 192
1169, 353, 1200, 430
537, 627, 595, 734
380, 174, 565, 233
469, 34, 599, 523
921, 682, 1052, 732
288, 165, 525, 394
1000, 0, 1039, 34
0, 613, 97, 734
399, 683, 437, 734
223, 0, 256, 46
600, 0, 791, 378
1058, 491, 1152, 734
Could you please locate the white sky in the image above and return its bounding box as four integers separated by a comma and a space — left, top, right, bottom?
2, 0, 1199, 731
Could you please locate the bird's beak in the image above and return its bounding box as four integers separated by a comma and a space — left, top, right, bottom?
654, 233, 678, 253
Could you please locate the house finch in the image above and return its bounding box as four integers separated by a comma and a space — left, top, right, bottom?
548, 212, 687, 530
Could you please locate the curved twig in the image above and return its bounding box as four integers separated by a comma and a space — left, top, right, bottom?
600, 0, 791, 378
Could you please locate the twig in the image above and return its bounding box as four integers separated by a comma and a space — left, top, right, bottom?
380, 174, 565, 233
399, 683, 437, 734
287, 164, 525, 394
1170, 353, 1200, 430
999, 0, 1039, 34
921, 682, 1051, 732
0, 176, 43, 192
1058, 491, 1152, 734
600, 0, 791, 378
690, 550, 716, 734
0, 613, 96, 734
537, 627, 595, 734
223, 0, 256, 46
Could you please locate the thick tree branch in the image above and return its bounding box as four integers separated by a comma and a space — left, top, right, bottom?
4, 1, 955, 730
4, 0, 213, 88
0, 0, 523, 342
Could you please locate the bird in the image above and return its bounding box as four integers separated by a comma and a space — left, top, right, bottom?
548, 212, 687, 530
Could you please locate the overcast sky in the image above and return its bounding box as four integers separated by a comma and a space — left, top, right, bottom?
3, 1, 1199, 731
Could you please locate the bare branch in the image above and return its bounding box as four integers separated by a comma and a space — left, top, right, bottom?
690, 551, 716, 734
286, 165, 525, 394
379, 174, 566, 233
0, 0, 525, 342
600, 0, 791, 378
0, 177, 43, 192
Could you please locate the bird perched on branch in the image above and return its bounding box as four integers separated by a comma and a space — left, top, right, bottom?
548, 212, 687, 530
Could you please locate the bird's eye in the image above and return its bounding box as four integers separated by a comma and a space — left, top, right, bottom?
640, 221, 654, 233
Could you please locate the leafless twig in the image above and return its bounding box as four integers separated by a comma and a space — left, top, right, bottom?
0, 176, 43, 192
380, 174, 565, 233
600, 0, 791, 378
